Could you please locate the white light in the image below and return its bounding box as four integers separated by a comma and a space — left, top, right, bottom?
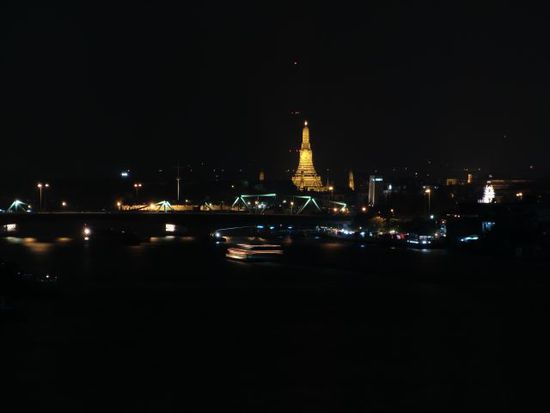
165, 224, 176, 233
83, 227, 91, 236
479, 184, 495, 204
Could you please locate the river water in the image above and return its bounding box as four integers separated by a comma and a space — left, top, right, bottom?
1, 234, 549, 411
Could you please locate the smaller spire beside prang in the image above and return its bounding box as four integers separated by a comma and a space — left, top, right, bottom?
348, 170, 355, 191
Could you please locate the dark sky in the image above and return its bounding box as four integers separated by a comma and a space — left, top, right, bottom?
2, 1, 550, 185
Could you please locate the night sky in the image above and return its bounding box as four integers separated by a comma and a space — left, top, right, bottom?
2, 1, 550, 187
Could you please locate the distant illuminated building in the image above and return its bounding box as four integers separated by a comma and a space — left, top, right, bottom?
348, 170, 355, 191
467, 173, 473, 184
259, 170, 265, 182
368, 175, 383, 206
445, 178, 461, 186
292, 121, 327, 192
479, 182, 495, 204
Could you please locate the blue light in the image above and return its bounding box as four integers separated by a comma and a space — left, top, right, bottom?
256, 225, 264, 229
459, 235, 479, 242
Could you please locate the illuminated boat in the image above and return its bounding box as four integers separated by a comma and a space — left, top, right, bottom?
225, 243, 283, 261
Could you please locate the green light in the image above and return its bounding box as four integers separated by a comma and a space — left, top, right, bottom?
8, 199, 30, 213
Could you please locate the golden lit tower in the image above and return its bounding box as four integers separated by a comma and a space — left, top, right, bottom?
348, 170, 355, 191
292, 121, 327, 191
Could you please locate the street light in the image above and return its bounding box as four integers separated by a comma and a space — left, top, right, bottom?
134, 183, 143, 201
37, 182, 50, 210
424, 188, 431, 215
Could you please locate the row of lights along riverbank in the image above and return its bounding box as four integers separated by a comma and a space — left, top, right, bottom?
2, 124, 534, 216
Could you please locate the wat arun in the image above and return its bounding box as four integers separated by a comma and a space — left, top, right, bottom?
292, 121, 328, 192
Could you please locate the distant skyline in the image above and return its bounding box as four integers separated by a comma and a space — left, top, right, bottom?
2, 2, 550, 186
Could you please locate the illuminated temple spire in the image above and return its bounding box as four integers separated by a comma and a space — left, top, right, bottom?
292, 121, 327, 191
348, 170, 355, 191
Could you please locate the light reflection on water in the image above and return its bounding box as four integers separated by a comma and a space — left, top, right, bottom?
321, 242, 347, 250
1, 234, 198, 278
0, 233, 502, 287
4, 236, 25, 244
25, 241, 54, 255
148, 235, 195, 244
4, 236, 54, 255
407, 247, 447, 255
3, 235, 191, 247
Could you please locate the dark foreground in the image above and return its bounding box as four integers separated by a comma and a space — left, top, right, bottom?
2, 235, 550, 411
